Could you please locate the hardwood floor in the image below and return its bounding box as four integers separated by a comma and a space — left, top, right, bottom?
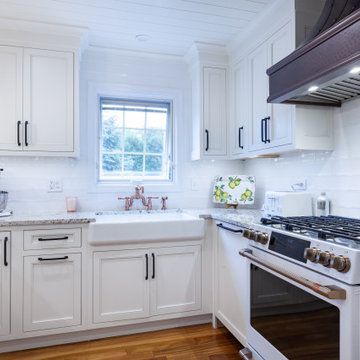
0, 324, 243, 360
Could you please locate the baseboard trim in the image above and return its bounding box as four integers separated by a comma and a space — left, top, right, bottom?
0, 314, 212, 354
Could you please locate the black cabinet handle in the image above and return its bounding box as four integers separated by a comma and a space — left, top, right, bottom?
17, 121, 21, 147
38, 256, 69, 262
24, 121, 29, 147
265, 116, 271, 143
4, 237, 8, 267
205, 129, 209, 151
152, 253, 155, 279
145, 253, 149, 280
261, 118, 265, 143
239, 126, 244, 149
217, 223, 243, 233
38, 236, 69, 242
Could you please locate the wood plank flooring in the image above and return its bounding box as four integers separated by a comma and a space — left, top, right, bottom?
0, 324, 243, 360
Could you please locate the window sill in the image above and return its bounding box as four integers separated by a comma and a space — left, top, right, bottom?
88, 180, 183, 194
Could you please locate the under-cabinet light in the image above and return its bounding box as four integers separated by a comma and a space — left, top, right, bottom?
308, 86, 319, 92
350, 66, 360, 74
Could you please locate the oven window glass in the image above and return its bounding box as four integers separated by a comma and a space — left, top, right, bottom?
250, 265, 340, 359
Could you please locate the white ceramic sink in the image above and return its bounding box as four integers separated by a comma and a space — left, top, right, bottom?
89, 211, 205, 245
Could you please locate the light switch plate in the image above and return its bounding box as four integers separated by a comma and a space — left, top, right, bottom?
48, 179, 63, 192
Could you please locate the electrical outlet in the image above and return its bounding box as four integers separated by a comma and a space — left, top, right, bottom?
291, 179, 307, 191
48, 179, 63, 193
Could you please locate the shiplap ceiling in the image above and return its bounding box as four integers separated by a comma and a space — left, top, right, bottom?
0, 0, 274, 56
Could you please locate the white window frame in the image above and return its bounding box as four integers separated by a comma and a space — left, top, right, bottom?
88, 82, 183, 193
99, 97, 173, 182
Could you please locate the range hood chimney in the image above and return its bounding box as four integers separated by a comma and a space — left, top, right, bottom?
267, 0, 360, 107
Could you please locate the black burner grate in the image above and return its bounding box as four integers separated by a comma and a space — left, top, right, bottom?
261, 215, 360, 241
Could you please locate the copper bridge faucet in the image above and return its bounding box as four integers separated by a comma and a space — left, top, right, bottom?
118, 185, 167, 211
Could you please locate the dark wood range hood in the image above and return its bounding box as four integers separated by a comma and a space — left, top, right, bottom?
267, 0, 360, 107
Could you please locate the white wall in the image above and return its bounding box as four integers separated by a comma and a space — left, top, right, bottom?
244, 98, 360, 217
0, 48, 242, 213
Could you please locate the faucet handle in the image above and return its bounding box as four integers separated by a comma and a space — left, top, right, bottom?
146, 196, 159, 211
118, 197, 131, 211
161, 196, 168, 211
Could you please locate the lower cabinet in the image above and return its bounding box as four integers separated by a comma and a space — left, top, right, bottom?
93, 245, 201, 324
0, 233, 10, 336
215, 225, 248, 344
23, 253, 82, 331
93, 250, 150, 323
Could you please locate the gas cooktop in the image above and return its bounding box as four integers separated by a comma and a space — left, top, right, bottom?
261, 215, 360, 248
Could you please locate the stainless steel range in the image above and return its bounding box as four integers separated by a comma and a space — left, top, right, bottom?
239, 215, 360, 360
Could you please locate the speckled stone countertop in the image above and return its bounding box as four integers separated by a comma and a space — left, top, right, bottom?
0, 208, 264, 227
0, 211, 97, 227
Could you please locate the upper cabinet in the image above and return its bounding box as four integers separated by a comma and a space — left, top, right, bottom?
0, 45, 79, 157
229, 1, 333, 159
186, 44, 228, 160
23, 49, 74, 153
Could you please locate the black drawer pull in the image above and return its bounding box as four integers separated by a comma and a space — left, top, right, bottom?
17, 121, 21, 147
145, 253, 149, 280
25, 121, 29, 146
265, 116, 271, 143
4, 237, 9, 266
217, 223, 243, 233
38, 256, 69, 262
152, 253, 155, 279
205, 129, 209, 151
239, 126, 244, 149
261, 118, 265, 143
38, 236, 69, 242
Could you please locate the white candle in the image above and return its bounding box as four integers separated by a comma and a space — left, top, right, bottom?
66, 197, 77, 213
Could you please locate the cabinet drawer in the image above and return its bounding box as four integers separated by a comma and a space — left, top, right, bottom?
24, 228, 81, 250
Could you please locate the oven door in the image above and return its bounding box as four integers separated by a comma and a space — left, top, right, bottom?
241, 247, 357, 360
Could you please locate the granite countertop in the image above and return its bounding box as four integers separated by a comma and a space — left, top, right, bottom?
0, 211, 97, 227
0, 207, 264, 227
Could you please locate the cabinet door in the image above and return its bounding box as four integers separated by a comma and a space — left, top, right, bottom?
23, 253, 81, 331
231, 59, 248, 157
267, 22, 294, 148
248, 43, 269, 151
93, 250, 149, 323
0, 233, 10, 336
215, 227, 248, 343
0, 46, 23, 151
150, 245, 201, 316
23, 49, 74, 152
203, 67, 227, 156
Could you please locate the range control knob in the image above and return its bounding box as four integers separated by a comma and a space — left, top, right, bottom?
255, 232, 269, 245
249, 230, 256, 241
316, 251, 334, 267
304, 247, 321, 262
330, 255, 351, 273
243, 229, 250, 239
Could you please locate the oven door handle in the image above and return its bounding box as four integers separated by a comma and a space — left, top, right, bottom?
239, 248, 346, 300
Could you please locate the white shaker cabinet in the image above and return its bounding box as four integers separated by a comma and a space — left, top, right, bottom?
248, 42, 270, 152
23, 49, 74, 153
150, 245, 201, 316
233, 20, 333, 158
214, 224, 248, 345
0, 45, 77, 156
230, 58, 248, 157
187, 44, 228, 160
93, 250, 150, 323
248, 21, 294, 152
202, 67, 227, 157
23, 253, 82, 331
93, 245, 202, 324
0, 233, 10, 336
0, 46, 23, 152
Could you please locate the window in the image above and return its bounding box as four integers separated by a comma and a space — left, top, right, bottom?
99, 98, 172, 182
